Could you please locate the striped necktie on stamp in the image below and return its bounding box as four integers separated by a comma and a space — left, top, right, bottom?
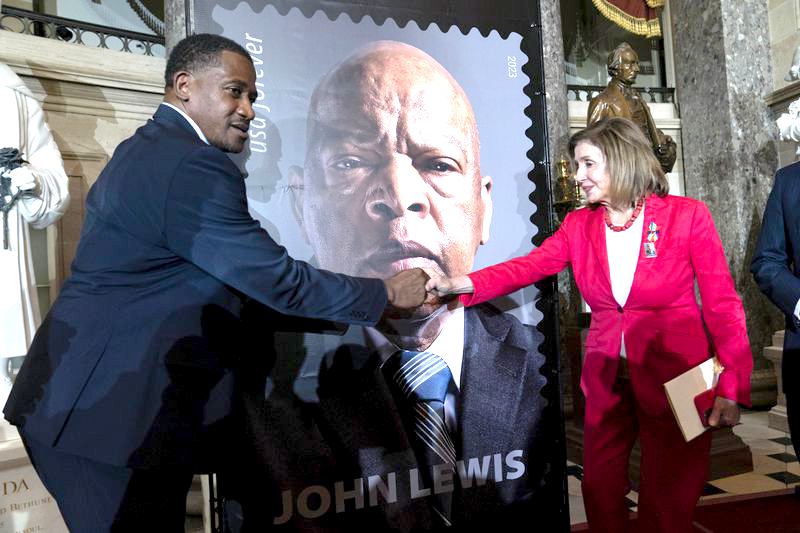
385, 350, 457, 525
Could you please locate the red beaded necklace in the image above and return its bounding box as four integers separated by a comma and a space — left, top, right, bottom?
603, 198, 644, 232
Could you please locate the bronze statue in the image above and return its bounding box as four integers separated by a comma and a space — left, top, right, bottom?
587, 42, 677, 173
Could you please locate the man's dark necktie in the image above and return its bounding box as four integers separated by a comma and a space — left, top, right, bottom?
384, 350, 456, 525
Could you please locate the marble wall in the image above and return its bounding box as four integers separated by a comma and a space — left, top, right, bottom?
671, 0, 783, 383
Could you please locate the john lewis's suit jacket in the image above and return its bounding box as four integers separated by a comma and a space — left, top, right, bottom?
224, 304, 563, 531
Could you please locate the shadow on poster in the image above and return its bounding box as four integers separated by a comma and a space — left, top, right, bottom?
192, 1, 567, 530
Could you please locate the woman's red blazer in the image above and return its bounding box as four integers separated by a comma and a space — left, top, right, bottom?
462, 194, 752, 418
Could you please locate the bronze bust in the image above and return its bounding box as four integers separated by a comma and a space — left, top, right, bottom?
588, 42, 677, 173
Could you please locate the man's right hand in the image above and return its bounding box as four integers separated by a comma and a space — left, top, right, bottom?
383, 268, 429, 309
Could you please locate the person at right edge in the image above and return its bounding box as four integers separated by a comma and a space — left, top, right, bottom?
426, 117, 752, 532
751, 161, 800, 464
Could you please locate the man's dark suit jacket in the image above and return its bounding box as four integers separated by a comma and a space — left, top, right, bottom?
3, 105, 387, 469
752, 161, 800, 396
226, 304, 561, 531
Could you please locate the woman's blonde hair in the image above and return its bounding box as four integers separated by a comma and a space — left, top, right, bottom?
568, 117, 668, 210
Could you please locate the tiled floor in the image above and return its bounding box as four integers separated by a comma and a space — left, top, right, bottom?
567, 410, 800, 526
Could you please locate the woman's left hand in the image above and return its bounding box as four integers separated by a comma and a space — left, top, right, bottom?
707, 396, 740, 427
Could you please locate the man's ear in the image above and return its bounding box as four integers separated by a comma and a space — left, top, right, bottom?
288, 165, 310, 244
172, 70, 193, 102
480, 175, 493, 245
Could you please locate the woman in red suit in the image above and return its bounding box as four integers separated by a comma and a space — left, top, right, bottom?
426, 117, 752, 532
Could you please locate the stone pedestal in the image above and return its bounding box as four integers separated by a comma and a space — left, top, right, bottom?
0, 380, 67, 531
0, 439, 67, 532
0, 436, 210, 532
706, 427, 754, 481
764, 330, 790, 433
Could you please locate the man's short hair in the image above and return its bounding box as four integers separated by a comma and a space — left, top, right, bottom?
606, 42, 636, 78
164, 33, 252, 87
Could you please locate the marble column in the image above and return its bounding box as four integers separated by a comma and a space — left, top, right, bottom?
540, 0, 581, 415
670, 0, 782, 391
164, 0, 191, 56
541, 0, 569, 167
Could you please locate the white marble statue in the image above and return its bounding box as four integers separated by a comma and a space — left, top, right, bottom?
0, 63, 69, 421
786, 45, 800, 82
777, 97, 800, 156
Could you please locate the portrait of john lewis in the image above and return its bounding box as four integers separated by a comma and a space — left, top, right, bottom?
226, 41, 556, 532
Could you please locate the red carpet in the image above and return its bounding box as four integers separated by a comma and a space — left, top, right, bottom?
691, 489, 800, 532
571, 488, 800, 532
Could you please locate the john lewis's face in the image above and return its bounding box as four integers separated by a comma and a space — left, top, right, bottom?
293, 42, 492, 318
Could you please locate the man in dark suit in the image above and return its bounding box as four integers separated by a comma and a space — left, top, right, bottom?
752, 162, 800, 461
2, 34, 428, 532
227, 41, 560, 531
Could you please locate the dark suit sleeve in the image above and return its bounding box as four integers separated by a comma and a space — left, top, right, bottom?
163, 145, 387, 325
752, 168, 800, 323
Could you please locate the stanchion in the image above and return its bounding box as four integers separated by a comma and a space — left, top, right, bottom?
203, 473, 225, 533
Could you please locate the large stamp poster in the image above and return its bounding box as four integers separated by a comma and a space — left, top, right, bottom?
192, 1, 566, 530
